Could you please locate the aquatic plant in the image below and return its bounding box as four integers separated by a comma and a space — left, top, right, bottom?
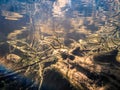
1, 0, 120, 90
6, 16, 120, 89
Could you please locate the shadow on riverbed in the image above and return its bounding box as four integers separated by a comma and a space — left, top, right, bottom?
0, 65, 76, 90
0, 65, 38, 90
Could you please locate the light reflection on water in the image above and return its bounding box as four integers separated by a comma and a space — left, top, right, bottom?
0, 0, 119, 90
0, 0, 118, 35
0, 0, 108, 38
0, 0, 118, 33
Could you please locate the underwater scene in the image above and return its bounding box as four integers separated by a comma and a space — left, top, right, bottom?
0, 0, 120, 90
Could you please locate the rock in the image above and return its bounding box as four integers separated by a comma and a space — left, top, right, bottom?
6, 54, 21, 63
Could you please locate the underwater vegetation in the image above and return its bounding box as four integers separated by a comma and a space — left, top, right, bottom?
0, 0, 120, 90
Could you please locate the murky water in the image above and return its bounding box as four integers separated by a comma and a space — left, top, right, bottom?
0, 0, 120, 90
